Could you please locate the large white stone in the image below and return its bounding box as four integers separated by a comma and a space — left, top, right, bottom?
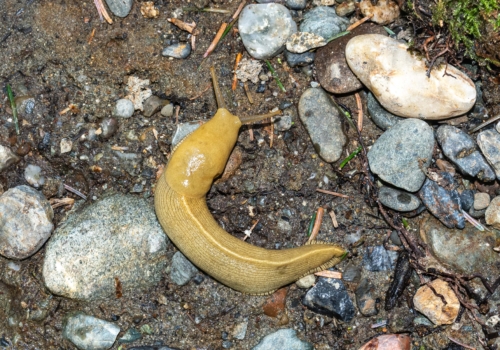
346, 34, 476, 120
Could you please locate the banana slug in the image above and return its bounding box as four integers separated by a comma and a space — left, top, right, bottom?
154, 67, 346, 294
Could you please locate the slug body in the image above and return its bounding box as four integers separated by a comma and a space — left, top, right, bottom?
155, 108, 346, 294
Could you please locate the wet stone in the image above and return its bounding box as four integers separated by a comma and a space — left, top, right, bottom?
63, 312, 120, 350
342, 264, 361, 283
43, 194, 168, 300
0, 144, 20, 172
284, 50, 315, 68
286, 32, 326, 53
477, 129, 500, 180
285, 0, 307, 10
379, 186, 421, 212
113, 98, 135, 118
162, 42, 191, 59
0, 186, 53, 259
355, 278, 379, 316
170, 251, 199, 286
238, 4, 297, 60
418, 172, 464, 229
101, 118, 118, 139
104, 0, 133, 17
474, 192, 490, 210
303, 276, 355, 321
24, 164, 45, 188
172, 121, 202, 148
362, 245, 398, 272
436, 125, 495, 181
366, 92, 403, 130
143, 96, 166, 117
460, 189, 475, 211
300, 7, 349, 40
118, 328, 142, 344
298, 88, 346, 163
251, 329, 313, 350
368, 118, 434, 192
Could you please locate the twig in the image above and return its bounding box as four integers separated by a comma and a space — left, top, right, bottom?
242, 219, 259, 241
243, 81, 253, 104
329, 210, 339, 228
269, 121, 274, 148
203, 23, 228, 58
183, 7, 231, 14
316, 188, 349, 199
468, 114, 500, 133
49, 198, 75, 209
265, 60, 286, 92
355, 92, 363, 132
314, 270, 342, 279
220, 0, 246, 42
64, 184, 87, 200
447, 336, 476, 350
248, 126, 254, 141
167, 18, 199, 35
347, 14, 373, 31
87, 28, 96, 44
6, 84, 19, 135
232, 52, 243, 91
307, 207, 324, 243
175, 105, 181, 124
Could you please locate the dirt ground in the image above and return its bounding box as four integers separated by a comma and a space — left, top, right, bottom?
0, 0, 498, 349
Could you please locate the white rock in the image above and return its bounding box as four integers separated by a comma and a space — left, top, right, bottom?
346, 34, 476, 120
359, 0, 400, 25
0, 145, 20, 172
60, 138, 73, 154
24, 164, 45, 187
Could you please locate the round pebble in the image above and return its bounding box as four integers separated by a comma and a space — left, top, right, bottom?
162, 42, 192, 59
474, 192, 491, 210
100, 118, 118, 139
104, 0, 133, 17
161, 103, 174, 117
113, 99, 135, 118
295, 274, 316, 289
379, 186, 421, 212
24, 164, 45, 187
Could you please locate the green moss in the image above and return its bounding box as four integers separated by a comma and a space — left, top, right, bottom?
431, 0, 500, 59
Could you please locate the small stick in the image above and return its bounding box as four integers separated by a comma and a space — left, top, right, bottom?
248, 126, 254, 141
49, 198, 75, 209
469, 114, 500, 133
269, 121, 274, 148
242, 219, 259, 241
346, 14, 373, 31
314, 270, 342, 279
355, 92, 363, 132
167, 18, 199, 35
243, 81, 253, 104
183, 7, 231, 14
87, 28, 96, 44
189, 83, 211, 100
307, 207, 324, 243
316, 188, 349, 199
174, 105, 181, 124
329, 210, 338, 228
232, 52, 243, 91
64, 184, 87, 200
203, 22, 228, 58
447, 337, 476, 350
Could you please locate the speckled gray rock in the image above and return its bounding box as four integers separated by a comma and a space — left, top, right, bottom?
63, 312, 120, 350
42, 194, 168, 300
238, 4, 297, 60
379, 186, 421, 212
275, 106, 297, 131
366, 92, 403, 130
284, 50, 315, 68
298, 88, 346, 163
172, 121, 202, 148
113, 99, 134, 118
118, 328, 142, 344
162, 43, 191, 59
367, 118, 434, 192
418, 172, 464, 229
286, 0, 307, 9
0, 145, 20, 172
342, 264, 361, 283
170, 251, 199, 286
362, 245, 398, 271
0, 186, 53, 259
477, 129, 500, 180
436, 125, 495, 181
300, 7, 349, 40
355, 278, 379, 316
303, 275, 355, 321
252, 329, 313, 350
104, 0, 133, 17
286, 32, 326, 53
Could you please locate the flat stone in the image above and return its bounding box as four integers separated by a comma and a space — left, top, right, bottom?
367, 118, 434, 192
172, 121, 202, 148
63, 312, 120, 350
300, 7, 349, 40
238, 4, 297, 60
296, 274, 316, 289
303, 276, 355, 321
113, 99, 135, 118
251, 329, 312, 350
170, 251, 198, 286
100, 118, 118, 139
60, 138, 72, 154
359, 334, 411, 350
232, 320, 248, 340
420, 215, 499, 275
298, 88, 346, 163
336, 1, 356, 17
285, 0, 307, 10
346, 34, 476, 120
315, 24, 387, 94
143, 96, 167, 117
355, 278, 379, 316
419, 172, 464, 229
104, 0, 133, 17
436, 125, 495, 181
379, 186, 421, 212
0, 186, 53, 259
477, 129, 500, 180
342, 264, 361, 283
43, 194, 168, 300
413, 279, 460, 325
486, 196, 500, 229
284, 50, 315, 68
162, 43, 191, 59
359, 0, 400, 24
474, 192, 490, 210
366, 92, 403, 130
0, 145, 20, 172
286, 32, 326, 53
362, 245, 398, 272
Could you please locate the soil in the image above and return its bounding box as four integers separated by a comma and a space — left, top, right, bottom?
0, 0, 499, 349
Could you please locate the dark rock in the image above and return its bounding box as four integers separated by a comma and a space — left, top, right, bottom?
366, 92, 403, 130
162, 43, 191, 59
342, 264, 361, 283
284, 50, 315, 68
418, 172, 465, 229
143, 96, 167, 117
303, 276, 355, 321
355, 278, 379, 316
379, 186, 421, 212
459, 189, 475, 211
362, 245, 398, 271
101, 118, 118, 139
385, 251, 412, 310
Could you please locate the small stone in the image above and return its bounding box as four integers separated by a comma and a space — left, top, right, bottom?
24, 164, 45, 187
346, 35, 476, 119
162, 42, 191, 59
474, 192, 490, 210
60, 138, 72, 154
413, 279, 460, 325
236, 58, 263, 84
477, 129, 500, 180
125, 76, 152, 111
379, 186, 421, 212
140, 1, 159, 18
359, 334, 411, 350
300, 7, 349, 40
336, 1, 356, 16
232, 321, 248, 340
366, 92, 403, 130
238, 4, 297, 60
355, 278, 379, 316
385, 252, 412, 311
286, 32, 326, 53
296, 274, 316, 289
275, 107, 295, 131
436, 125, 495, 181
104, 0, 133, 17
172, 121, 202, 148
100, 118, 118, 139
143, 96, 167, 117
170, 251, 198, 286
285, 0, 307, 10
362, 245, 397, 272
367, 118, 434, 192
303, 276, 355, 321
0, 186, 53, 259
342, 264, 361, 283
486, 196, 500, 229
262, 288, 287, 317
63, 312, 120, 350
113, 99, 135, 118
16, 96, 35, 116
251, 329, 313, 350
359, 0, 400, 24
459, 189, 475, 211
161, 103, 174, 118
298, 88, 347, 163
222, 340, 233, 349
0, 145, 20, 172
118, 328, 142, 344
15, 142, 31, 157
284, 50, 315, 68
419, 172, 464, 229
